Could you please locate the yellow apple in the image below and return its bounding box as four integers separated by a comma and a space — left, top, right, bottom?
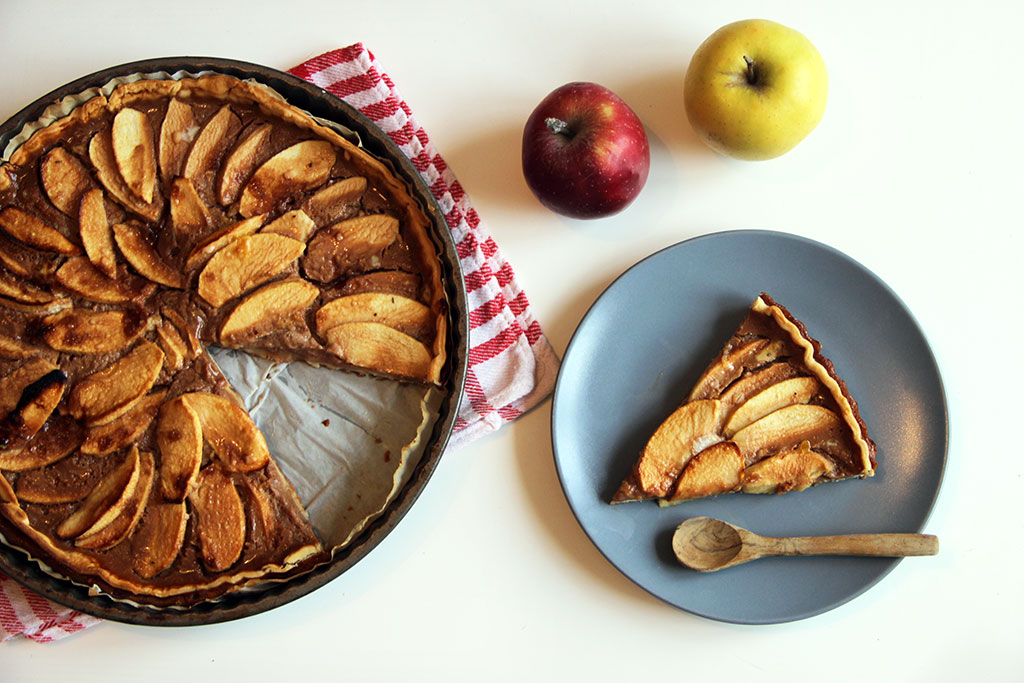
683, 19, 828, 160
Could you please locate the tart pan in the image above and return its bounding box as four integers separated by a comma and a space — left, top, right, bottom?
0, 57, 468, 626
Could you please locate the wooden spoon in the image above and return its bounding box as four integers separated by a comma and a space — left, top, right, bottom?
672, 516, 939, 572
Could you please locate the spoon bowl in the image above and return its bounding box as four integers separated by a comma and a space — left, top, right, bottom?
672, 517, 939, 572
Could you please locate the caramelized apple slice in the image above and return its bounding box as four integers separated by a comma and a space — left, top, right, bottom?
197, 233, 306, 307
169, 177, 212, 243
730, 404, 842, 464
88, 130, 163, 222
0, 232, 61, 278
303, 214, 399, 283
260, 209, 316, 242
180, 392, 269, 472
56, 446, 140, 540
315, 292, 432, 340
130, 501, 188, 579
55, 256, 156, 304
238, 140, 336, 217
305, 176, 366, 226
217, 122, 271, 205
182, 105, 241, 183
78, 188, 117, 278
76, 450, 155, 551
111, 108, 157, 203
39, 147, 95, 216
723, 376, 822, 438
112, 222, 185, 288
741, 445, 837, 494
0, 359, 58, 415
0, 269, 58, 305
0, 334, 40, 360
717, 361, 801, 416
0, 369, 66, 448
688, 338, 786, 401
220, 277, 319, 344
0, 413, 80, 472
158, 98, 196, 183
156, 396, 203, 502
324, 321, 433, 380
190, 465, 245, 572
67, 341, 164, 426
612, 399, 722, 503
81, 390, 165, 455
41, 307, 149, 354
0, 206, 80, 254
665, 441, 744, 504
155, 322, 188, 371
160, 308, 201, 358
184, 213, 264, 272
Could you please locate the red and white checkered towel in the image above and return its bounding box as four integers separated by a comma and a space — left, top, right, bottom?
0, 44, 558, 642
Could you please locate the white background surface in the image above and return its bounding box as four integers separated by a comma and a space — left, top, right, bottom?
1, 1, 1020, 680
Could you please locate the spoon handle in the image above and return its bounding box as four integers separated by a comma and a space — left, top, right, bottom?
764, 533, 939, 558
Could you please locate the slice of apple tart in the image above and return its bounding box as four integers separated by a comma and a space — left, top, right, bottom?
0, 72, 450, 607
612, 293, 875, 505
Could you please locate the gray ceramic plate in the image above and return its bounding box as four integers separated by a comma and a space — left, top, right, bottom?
551, 230, 947, 624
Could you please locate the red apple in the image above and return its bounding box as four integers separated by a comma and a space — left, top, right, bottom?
521, 82, 650, 219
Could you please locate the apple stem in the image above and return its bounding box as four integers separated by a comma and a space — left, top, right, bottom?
545, 117, 572, 138
743, 56, 758, 85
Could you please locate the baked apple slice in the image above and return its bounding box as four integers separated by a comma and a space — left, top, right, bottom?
80, 390, 166, 456
219, 277, 319, 344
197, 233, 306, 307
315, 292, 432, 341
260, 209, 316, 242
169, 177, 213, 244
0, 206, 80, 254
304, 176, 367, 226
130, 501, 188, 579
722, 376, 822, 438
0, 270, 59, 306
78, 188, 118, 278
183, 105, 242, 185
76, 449, 155, 551
41, 307, 150, 354
156, 396, 203, 502
238, 140, 336, 217
303, 214, 399, 283
180, 392, 269, 472
67, 340, 164, 426
112, 222, 185, 288
111, 108, 157, 203
324, 321, 433, 380
741, 445, 837, 494
88, 130, 163, 222
54, 257, 156, 304
0, 232, 61, 278
158, 98, 196, 183
39, 147, 95, 216
217, 122, 272, 205
0, 413, 79, 472
612, 399, 722, 503
665, 441, 744, 504
184, 213, 264, 272
0, 369, 66, 448
190, 464, 246, 572
56, 445, 140, 540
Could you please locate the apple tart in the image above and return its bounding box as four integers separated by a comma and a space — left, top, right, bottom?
613, 293, 875, 505
0, 73, 449, 607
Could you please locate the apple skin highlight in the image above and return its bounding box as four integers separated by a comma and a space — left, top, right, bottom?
522, 82, 650, 219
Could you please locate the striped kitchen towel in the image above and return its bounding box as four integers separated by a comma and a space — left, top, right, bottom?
1, 44, 558, 641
